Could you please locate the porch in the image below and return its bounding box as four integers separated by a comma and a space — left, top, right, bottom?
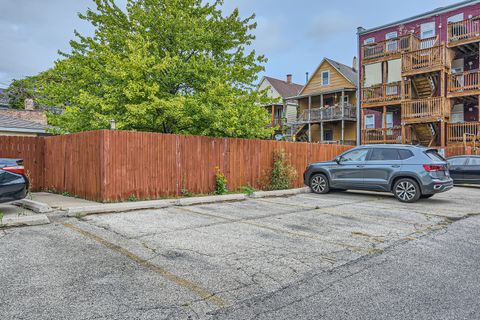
402, 45, 452, 76
361, 106, 403, 144
448, 70, 480, 97
401, 97, 448, 123
448, 16, 480, 47
361, 80, 412, 107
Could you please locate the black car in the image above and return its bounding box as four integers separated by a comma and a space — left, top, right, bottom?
447, 155, 480, 185
0, 158, 29, 203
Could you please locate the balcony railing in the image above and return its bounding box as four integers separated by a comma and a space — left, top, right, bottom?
448, 70, 480, 96
361, 81, 411, 106
362, 35, 439, 61
362, 127, 403, 144
448, 17, 480, 46
402, 45, 449, 75
447, 122, 480, 143
297, 104, 356, 123
401, 97, 447, 122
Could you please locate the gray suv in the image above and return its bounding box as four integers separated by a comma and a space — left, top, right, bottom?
304, 145, 453, 203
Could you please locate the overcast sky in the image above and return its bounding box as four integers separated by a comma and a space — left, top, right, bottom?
0, 0, 453, 88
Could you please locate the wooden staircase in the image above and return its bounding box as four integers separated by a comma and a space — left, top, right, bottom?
412, 75, 437, 99
410, 123, 438, 146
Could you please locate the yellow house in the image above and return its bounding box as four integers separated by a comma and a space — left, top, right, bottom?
289, 58, 358, 145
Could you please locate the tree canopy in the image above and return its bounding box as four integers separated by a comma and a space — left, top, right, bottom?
37, 0, 274, 138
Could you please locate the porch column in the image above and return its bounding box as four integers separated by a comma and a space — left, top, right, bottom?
401, 125, 406, 144
441, 120, 446, 148
383, 106, 387, 143
320, 94, 324, 143
360, 108, 365, 144
341, 90, 345, 144
308, 96, 312, 143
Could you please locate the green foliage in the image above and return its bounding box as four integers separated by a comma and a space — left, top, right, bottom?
181, 188, 194, 197
0, 212, 3, 226
37, 0, 274, 138
62, 191, 71, 197
214, 168, 228, 195
268, 150, 297, 191
5, 77, 38, 109
128, 194, 138, 202
240, 185, 255, 196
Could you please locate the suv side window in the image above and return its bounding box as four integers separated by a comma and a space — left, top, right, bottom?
448, 157, 467, 166
340, 149, 369, 163
398, 149, 414, 160
369, 148, 400, 161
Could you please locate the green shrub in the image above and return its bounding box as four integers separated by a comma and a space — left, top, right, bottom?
214, 168, 228, 195
241, 185, 256, 196
269, 150, 297, 191
128, 194, 138, 202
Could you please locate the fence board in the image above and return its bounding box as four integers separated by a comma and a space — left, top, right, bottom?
0, 130, 353, 202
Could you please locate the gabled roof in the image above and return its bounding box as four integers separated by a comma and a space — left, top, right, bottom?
297, 58, 358, 97
0, 114, 47, 133
262, 76, 304, 99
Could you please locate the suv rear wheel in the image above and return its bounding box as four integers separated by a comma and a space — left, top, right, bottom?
310, 173, 330, 194
393, 178, 421, 203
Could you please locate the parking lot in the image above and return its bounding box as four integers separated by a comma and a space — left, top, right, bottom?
2, 187, 480, 319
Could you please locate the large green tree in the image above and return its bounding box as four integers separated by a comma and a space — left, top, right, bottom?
38, 0, 273, 138
5, 76, 38, 109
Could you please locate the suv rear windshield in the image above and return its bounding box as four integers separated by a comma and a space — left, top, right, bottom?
426, 150, 446, 162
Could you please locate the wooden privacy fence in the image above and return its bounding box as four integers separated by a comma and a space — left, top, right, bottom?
0, 130, 353, 202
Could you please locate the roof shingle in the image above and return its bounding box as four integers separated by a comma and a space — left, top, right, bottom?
263, 76, 304, 99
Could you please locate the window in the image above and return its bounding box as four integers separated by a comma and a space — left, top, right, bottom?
343, 95, 349, 105
385, 112, 394, 128
340, 149, 369, 163
387, 59, 402, 84
386, 32, 398, 52
448, 13, 464, 24
364, 62, 382, 87
468, 158, 480, 166
369, 148, 400, 161
448, 157, 467, 166
364, 114, 375, 129
321, 71, 330, 86
364, 37, 375, 45
398, 149, 414, 160
426, 150, 446, 162
420, 22, 436, 49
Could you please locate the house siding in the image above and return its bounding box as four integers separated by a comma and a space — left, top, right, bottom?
302, 61, 355, 96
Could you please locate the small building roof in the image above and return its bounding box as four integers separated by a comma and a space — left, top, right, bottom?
324, 58, 358, 87
263, 76, 304, 99
0, 114, 47, 133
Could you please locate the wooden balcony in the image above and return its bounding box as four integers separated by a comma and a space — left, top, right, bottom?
362, 127, 403, 144
448, 17, 480, 47
296, 104, 356, 123
447, 122, 480, 144
401, 97, 447, 123
267, 118, 283, 128
361, 80, 411, 107
402, 45, 450, 76
448, 70, 480, 97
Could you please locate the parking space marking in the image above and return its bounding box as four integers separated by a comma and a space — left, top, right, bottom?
176, 206, 367, 253
62, 222, 225, 307
255, 197, 432, 227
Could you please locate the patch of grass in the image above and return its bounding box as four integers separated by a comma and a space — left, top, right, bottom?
62, 191, 71, 197
181, 188, 194, 197
241, 185, 256, 196
128, 194, 138, 202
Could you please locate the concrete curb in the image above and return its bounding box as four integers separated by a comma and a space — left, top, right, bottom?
48, 188, 311, 217
251, 187, 311, 198
14, 199, 53, 213
65, 199, 176, 217
1, 214, 50, 228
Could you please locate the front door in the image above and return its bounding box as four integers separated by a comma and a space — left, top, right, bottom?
324, 130, 333, 141
464, 157, 480, 184
330, 148, 370, 188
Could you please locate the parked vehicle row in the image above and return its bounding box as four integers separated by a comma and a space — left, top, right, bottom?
304, 145, 453, 203
0, 158, 29, 203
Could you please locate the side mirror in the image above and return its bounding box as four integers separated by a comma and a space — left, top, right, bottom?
335, 157, 341, 164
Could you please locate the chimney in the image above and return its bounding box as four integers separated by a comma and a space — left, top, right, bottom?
352, 56, 358, 72
286, 74, 292, 84
24, 98, 35, 111
305, 72, 309, 84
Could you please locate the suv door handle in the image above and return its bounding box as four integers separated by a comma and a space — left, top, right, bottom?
391, 165, 401, 168
356, 165, 365, 168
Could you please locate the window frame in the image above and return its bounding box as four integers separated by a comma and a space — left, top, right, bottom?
364, 114, 376, 129
339, 148, 370, 163
368, 148, 400, 161
364, 37, 375, 45
448, 157, 468, 166
321, 70, 330, 86
467, 157, 480, 166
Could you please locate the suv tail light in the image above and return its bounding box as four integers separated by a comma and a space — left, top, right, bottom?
423, 164, 445, 172
2, 166, 25, 175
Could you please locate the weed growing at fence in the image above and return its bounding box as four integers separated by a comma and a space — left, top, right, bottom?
0, 212, 3, 226
241, 185, 255, 196
128, 194, 138, 202
181, 188, 194, 197
62, 192, 71, 197
214, 168, 228, 195
268, 150, 297, 191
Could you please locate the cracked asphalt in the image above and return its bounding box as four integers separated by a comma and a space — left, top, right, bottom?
1, 187, 480, 319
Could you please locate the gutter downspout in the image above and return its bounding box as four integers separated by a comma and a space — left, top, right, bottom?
356, 27, 365, 146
